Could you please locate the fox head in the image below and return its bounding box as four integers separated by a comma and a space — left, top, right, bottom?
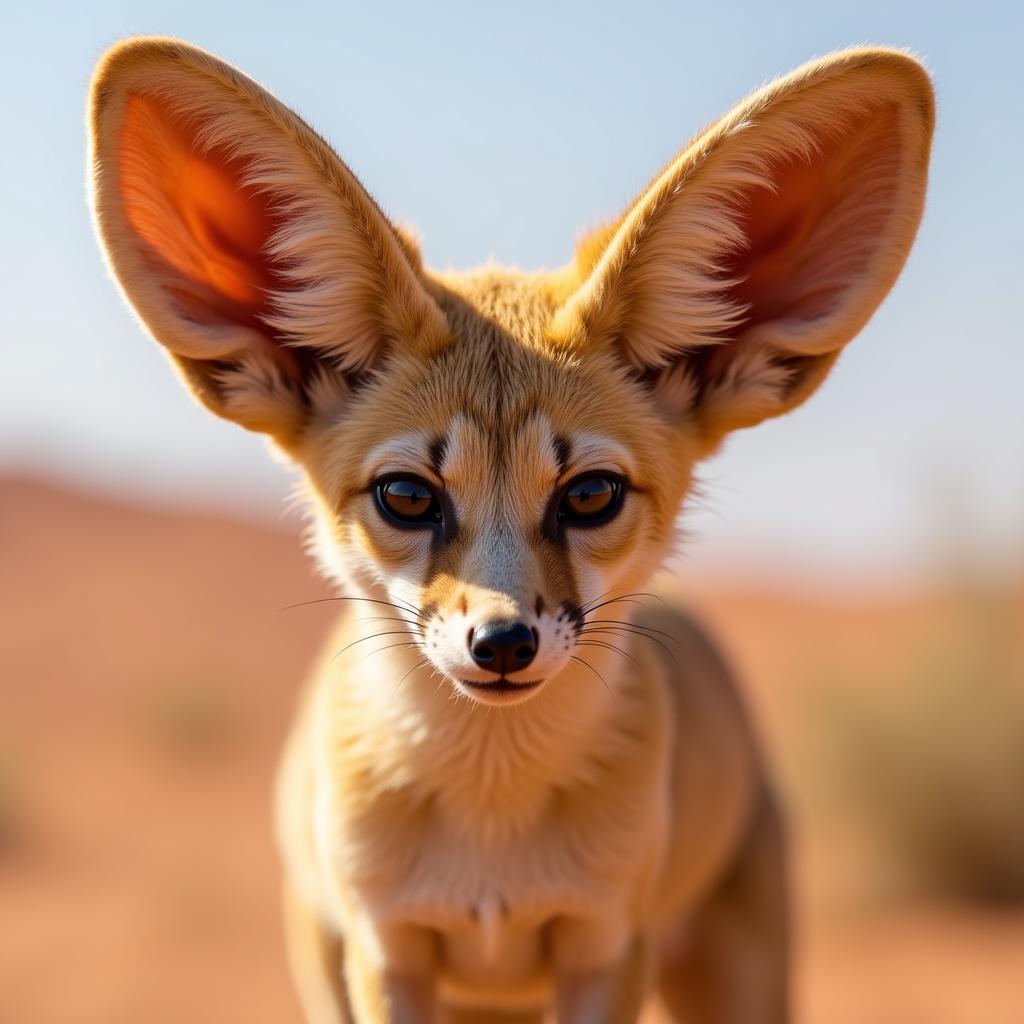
90, 39, 933, 706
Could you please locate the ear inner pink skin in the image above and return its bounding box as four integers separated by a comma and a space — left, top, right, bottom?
120, 94, 281, 323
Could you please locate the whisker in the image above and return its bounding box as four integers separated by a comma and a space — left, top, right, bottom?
569, 655, 611, 695
575, 639, 639, 668
354, 614, 426, 631
580, 625, 664, 646
584, 618, 680, 643
579, 626, 678, 665
579, 592, 668, 617
331, 630, 424, 661
352, 640, 424, 668
392, 657, 431, 698
576, 586, 615, 616
379, 595, 426, 618
282, 596, 425, 622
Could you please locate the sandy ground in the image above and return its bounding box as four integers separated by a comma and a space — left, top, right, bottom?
1, 475, 1022, 1023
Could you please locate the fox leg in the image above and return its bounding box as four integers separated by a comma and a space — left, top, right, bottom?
282, 880, 354, 1024
657, 788, 790, 1024
445, 1009, 544, 1024
337, 919, 439, 1024
282, 879, 355, 1024
555, 931, 654, 1024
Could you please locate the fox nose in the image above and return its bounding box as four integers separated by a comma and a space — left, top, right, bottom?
469, 620, 537, 674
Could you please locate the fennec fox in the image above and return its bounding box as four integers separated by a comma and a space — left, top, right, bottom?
89, 38, 933, 1023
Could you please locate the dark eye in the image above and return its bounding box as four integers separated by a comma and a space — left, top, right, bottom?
557, 474, 623, 525
376, 478, 443, 527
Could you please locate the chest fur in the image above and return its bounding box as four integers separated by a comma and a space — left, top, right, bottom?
311, 682, 672, 990
323, 779, 666, 995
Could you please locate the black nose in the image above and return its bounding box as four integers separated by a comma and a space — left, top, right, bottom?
469, 620, 537, 673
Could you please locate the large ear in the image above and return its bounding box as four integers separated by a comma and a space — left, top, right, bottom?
89, 37, 449, 447
552, 48, 934, 448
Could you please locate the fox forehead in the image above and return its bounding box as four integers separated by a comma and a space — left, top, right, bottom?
433, 266, 569, 348
359, 421, 638, 534
361, 426, 637, 484
306, 267, 684, 514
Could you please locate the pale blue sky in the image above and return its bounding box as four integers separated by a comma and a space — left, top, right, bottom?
1, 0, 1021, 578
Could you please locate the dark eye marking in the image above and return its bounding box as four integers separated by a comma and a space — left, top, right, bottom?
552, 434, 572, 476
428, 434, 448, 477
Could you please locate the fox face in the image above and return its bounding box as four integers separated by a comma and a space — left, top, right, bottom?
89, 40, 934, 705
301, 271, 693, 702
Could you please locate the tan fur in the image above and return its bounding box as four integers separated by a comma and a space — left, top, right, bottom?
89, 37, 934, 1022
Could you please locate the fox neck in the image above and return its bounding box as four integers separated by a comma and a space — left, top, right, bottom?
332, 638, 625, 846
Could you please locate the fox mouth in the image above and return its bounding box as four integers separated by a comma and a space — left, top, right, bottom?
460, 677, 544, 693
454, 676, 546, 704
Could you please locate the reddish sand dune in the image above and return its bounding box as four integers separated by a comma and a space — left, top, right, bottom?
1, 475, 1021, 1024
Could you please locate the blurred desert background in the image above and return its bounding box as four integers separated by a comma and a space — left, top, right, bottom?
2, 475, 1022, 1024
2, 0, 1023, 1021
